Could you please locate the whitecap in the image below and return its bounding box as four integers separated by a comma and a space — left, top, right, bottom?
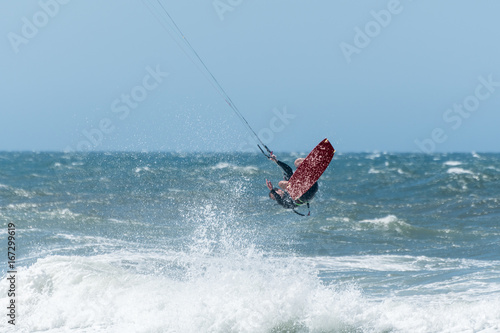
134, 166, 152, 173
211, 162, 258, 173
367, 152, 381, 160
212, 162, 231, 170
447, 167, 474, 175
486, 166, 500, 172
240, 166, 259, 173
360, 215, 399, 225
0, 184, 34, 198
6, 203, 39, 210
308, 255, 424, 272
42, 208, 81, 220
358, 215, 413, 234
444, 161, 462, 166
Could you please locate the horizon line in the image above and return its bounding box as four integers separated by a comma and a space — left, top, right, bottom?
0, 150, 498, 155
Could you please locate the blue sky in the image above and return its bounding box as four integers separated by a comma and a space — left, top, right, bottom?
1, 0, 500, 153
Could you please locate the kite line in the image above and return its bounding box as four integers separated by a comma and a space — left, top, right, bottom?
142, 0, 273, 156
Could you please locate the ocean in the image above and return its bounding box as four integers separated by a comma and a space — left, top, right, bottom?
1, 151, 499, 332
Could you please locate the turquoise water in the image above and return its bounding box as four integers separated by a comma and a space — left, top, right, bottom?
1, 152, 499, 332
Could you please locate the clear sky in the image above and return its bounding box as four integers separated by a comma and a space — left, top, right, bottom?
1, 0, 500, 153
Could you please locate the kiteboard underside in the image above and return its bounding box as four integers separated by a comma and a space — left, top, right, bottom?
287, 138, 335, 200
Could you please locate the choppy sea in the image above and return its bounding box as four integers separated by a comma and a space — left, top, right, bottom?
1, 151, 499, 332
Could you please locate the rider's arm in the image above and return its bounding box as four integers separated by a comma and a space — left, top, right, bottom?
276, 160, 293, 180
270, 153, 293, 180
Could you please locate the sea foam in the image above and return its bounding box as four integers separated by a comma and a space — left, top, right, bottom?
4, 251, 500, 333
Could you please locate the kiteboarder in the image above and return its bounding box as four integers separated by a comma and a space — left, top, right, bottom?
266, 153, 318, 216
142, 4, 333, 217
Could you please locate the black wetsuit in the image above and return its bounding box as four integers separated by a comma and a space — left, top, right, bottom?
270, 160, 318, 211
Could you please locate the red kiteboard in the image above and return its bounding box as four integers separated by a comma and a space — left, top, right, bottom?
287, 138, 335, 200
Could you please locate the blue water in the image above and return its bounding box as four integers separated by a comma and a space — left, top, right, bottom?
1, 151, 500, 332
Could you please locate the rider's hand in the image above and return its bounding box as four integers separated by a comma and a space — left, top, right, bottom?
266, 179, 273, 190
269, 153, 277, 162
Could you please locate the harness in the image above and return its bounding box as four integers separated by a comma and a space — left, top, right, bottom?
292, 201, 310, 216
